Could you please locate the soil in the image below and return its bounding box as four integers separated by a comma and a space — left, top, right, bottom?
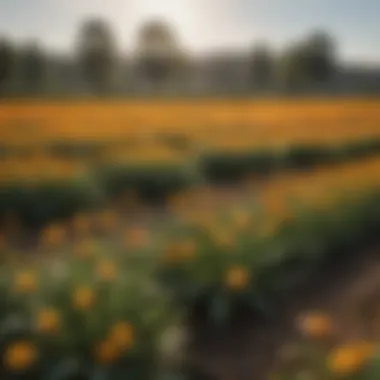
188, 245, 380, 380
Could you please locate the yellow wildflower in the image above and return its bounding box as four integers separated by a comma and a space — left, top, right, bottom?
327, 342, 375, 376
297, 312, 334, 340
74, 239, 94, 259
96, 260, 116, 281
225, 266, 249, 291
72, 287, 95, 310
36, 308, 60, 334
109, 322, 134, 350
94, 339, 120, 365
13, 271, 37, 294
3, 341, 37, 371
125, 228, 148, 249
40, 224, 65, 248
97, 210, 117, 232
72, 213, 92, 236
164, 240, 196, 264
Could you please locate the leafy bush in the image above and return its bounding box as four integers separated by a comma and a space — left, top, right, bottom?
0, 177, 103, 229
97, 163, 197, 204
200, 137, 380, 183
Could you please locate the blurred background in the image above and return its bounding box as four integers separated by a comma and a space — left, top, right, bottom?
1, 2, 380, 380
0, 0, 380, 97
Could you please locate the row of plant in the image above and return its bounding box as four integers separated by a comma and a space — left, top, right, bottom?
201, 136, 380, 182
2, 157, 380, 379
2, 135, 380, 229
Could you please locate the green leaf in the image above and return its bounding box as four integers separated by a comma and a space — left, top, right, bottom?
209, 292, 230, 327
46, 358, 89, 380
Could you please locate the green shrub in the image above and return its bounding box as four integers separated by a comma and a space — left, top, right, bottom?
0, 176, 103, 228
97, 163, 196, 204
200, 137, 380, 182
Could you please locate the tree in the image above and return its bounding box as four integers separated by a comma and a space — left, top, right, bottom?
249, 42, 274, 88
303, 31, 336, 82
277, 44, 308, 89
134, 20, 181, 87
76, 18, 116, 95
0, 38, 14, 95
277, 31, 336, 90
18, 41, 47, 93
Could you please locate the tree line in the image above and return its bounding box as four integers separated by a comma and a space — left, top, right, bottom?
0, 18, 337, 97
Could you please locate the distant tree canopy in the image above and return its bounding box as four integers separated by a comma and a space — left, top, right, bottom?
76, 18, 117, 95
278, 31, 336, 89
18, 41, 46, 92
135, 20, 181, 85
0, 39, 14, 93
0, 23, 348, 97
249, 42, 274, 88
303, 31, 336, 82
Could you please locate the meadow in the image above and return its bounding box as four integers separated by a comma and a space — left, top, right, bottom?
1, 98, 380, 380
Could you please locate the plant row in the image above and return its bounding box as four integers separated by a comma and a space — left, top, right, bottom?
2, 135, 380, 228
2, 178, 380, 379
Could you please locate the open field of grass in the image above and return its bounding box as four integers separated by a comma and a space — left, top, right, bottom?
1, 98, 380, 380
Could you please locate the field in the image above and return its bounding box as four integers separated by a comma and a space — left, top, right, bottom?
1, 98, 380, 380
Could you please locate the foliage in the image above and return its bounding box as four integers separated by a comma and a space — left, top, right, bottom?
96, 162, 196, 203
0, 177, 102, 229
249, 42, 274, 88
18, 41, 47, 93
1, 152, 380, 378
135, 20, 180, 86
200, 137, 380, 182
0, 38, 15, 94
76, 18, 117, 95
0, 239, 178, 380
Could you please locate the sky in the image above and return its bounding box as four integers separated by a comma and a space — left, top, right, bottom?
0, 0, 379, 64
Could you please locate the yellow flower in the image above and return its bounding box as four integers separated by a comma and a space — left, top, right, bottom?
74, 239, 94, 259
178, 240, 196, 261
96, 260, 116, 281
164, 240, 196, 264
13, 271, 37, 294
94, 339, 120, 365
40, 224, 65, 248
225, 266, 249, 291
97, 210, 117, 232
233, 210, 250, 229
109, 322, 134, 350
297, 312, 334, 340
72, 213, 92, 236
210, 228, 235, 249
36, 308, 60, 334
72, 287, 95, 310
3, 341, 37, 372
327, 342, 375, 376
125, 228, 148, 249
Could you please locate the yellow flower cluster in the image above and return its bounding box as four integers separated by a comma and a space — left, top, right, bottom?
95, 322, 134, 365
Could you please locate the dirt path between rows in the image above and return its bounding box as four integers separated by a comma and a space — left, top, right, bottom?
189, 246, 380, 380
